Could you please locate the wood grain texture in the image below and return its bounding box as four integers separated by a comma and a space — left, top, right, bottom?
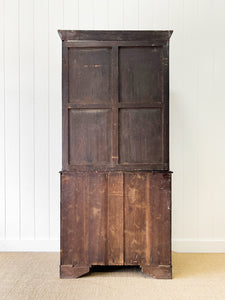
58, 30, 173, 41
60, 30, 172, 280
68, 109, 112, 165
61, 171, 172, 279
68, 48, 112, 104
119, 109, 163, 164
148, 172, 171, 267
62, 32, 171, 171
124, 173, 149, 265
119, 47, 162, 102
107, 172, 124, 265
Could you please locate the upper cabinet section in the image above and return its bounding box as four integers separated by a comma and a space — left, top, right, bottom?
59, 31, 172, 171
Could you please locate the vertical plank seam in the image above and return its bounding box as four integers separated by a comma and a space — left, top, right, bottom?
33, 0, 36, 240
77, 0, 79, 29
18, 0, 21, 240
137, 0, 140, 30
3, 0, 6, 240
181, 0, 185, 242
122, 0, 124, 29
107, 0, 109, 29
106, 173, 109, 265
123, 172, 125, 264
47, 0, 50, 240
145, 172, 150, 266
92, 0, 95, 29
211, 1, 216, 239
196, 0, 200, 242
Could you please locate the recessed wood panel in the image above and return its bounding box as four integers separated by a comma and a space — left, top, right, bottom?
119, 109, 163, 164
68, 48, 112, 103
61, 172, 107, 266
124, 173, 149, 265
69, 109, 111, 165
119, 47, 162, 102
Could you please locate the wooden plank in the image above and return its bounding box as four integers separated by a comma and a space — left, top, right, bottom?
0, 0, 5, 240
168, 0, 184, 242
19, 0, 35, 240
124, 172, 148, 265
149, 172, 171, 266
107, 172, 124, 265
61, 172, 86, 266
48, 0, 63, 241
152, 0, 169, 30
87, 173, 107, 265
93, 0, 108, 30
123, 0, 139, 30
108, 0, 123, 30
79, 0, 94, 30
34, 0, 50, 240
139, 0, 154, 30
195, 0, 213, 241
4, 0, 20, 240
63, 0, 78, 29
182, 0, 199, 241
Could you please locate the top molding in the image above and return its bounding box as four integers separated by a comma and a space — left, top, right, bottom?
58, 30, 173, 42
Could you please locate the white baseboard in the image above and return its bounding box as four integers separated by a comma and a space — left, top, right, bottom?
172, 239, 225, 253
0, 240, 60, 252
1, 239, 225, 253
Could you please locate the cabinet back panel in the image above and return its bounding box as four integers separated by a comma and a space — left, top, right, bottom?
61, 171, 171, 267
119, 108, 163, 164
69, 109, 112, 164
68, 48, 112, 104
119, 47, 163, 103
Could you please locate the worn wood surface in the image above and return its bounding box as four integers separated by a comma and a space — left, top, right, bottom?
59, 30, 172, 279
58, 30, 173, 42
60, 30, 171, 171
60, 171, 171, 278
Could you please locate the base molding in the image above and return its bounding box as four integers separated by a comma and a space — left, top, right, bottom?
141, 265, 172, 279
0, 240, 60, 252
60, 265, 90, 278
172, 239, 225, 253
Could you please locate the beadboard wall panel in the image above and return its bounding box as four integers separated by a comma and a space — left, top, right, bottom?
1, 0, 225, 252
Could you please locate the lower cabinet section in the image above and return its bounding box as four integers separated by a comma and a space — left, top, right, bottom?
60, 171, 172, 279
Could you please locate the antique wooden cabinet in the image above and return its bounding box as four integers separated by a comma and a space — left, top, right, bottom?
58, 30, 173, 279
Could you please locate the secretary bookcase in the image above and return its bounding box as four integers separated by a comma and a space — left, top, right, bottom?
58, 30, 173, 279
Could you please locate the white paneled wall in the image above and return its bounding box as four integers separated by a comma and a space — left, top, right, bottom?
0, 0, 225, 252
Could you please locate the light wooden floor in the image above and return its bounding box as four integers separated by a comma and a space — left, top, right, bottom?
0, 252, 225, 299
